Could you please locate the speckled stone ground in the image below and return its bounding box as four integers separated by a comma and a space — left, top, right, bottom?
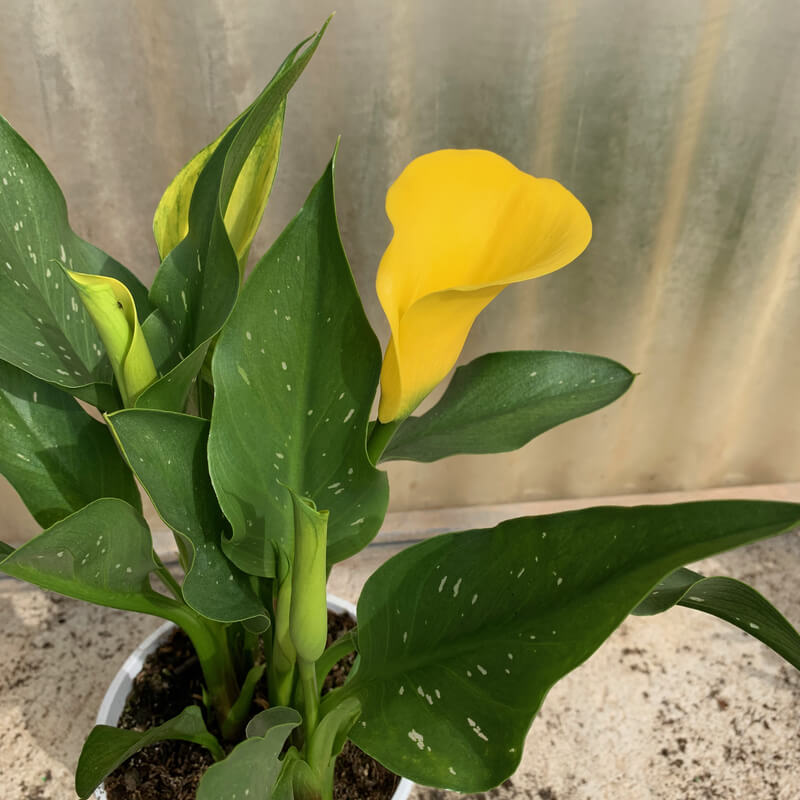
2, 486, 799, 800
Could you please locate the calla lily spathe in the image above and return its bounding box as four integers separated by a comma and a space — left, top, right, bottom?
376, 149, 592, 423
63, 270, 157, 406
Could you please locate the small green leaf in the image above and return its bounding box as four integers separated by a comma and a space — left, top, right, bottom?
197, 707, 301, 800
0, 541, 13, 557
381, 351, 634, 462
106, 408, 266, 625
307, 696, 361, 778
0, 498, 182, 620
75, 706, 223, 799
208, 151, 388, 578
633, 566, 800, 669
222, 664, 267, 741
346, 500, 800, 791
0, 359, 140, 528
0, 114, 150, 410
141, 24, 329, 412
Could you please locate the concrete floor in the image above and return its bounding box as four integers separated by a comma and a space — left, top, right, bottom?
2, 484, 799, 799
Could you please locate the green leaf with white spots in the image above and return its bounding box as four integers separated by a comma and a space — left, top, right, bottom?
381, 351, 634, 463
106, 408, 267, 625
75, 706, 224, 800
140, 24, 329, 412
208, 151, 388, 578
0, 114, 150, 410
0, 497, 183, 620
345, 500, 800, 791
0, 359, 140, 528
196, 707, 301, 800
633, 566, 800, 670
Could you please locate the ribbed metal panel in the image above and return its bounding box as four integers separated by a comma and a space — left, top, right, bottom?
1, 0, 798, 540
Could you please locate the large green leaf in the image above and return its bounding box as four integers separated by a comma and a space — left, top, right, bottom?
106, 408, 266, 624
381, 351, 634, 462
208, 152, 388, 577
0, 359, 140, 527
345, 500, 800, 791
0, 114, 150, 410
75, 706, 223, 800
0, 498, 183, 620
139, 24, 329, 412
633, 566, 800, 669
196, 707, 301, 800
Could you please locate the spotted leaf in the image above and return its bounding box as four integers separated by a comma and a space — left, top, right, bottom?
0, 359, 140, 528
107, 408, 266, 625
345, 500, 800, 791
139, 23, 329, 412
0, 498, 183, 620
381, 351, 634, 462
0, 114, 150, 409
208, 150, 388, 577
633, 566, 800, 669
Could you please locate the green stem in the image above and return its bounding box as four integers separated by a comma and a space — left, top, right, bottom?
366, 419, 400, 464
173, 532, 193, 574
317, 686, 342, 720
320, 761, 335, 800
298, 658, 320, 739
315, 629, 356, 687
241, 627, 259, 673
152, 552, 183, 601
272, 571, 297, 707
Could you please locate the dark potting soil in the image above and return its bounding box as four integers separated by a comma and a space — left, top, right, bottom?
105, 610, 399, 800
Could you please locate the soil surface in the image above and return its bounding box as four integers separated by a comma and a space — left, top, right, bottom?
105, 610, 399, 800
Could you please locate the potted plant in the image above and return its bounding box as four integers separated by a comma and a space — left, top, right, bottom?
1, 18, 798, 800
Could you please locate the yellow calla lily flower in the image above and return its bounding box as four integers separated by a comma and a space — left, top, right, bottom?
376, 149, 592, 423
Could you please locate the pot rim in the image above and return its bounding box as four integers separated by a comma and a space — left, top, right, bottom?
93, 594, 414, 800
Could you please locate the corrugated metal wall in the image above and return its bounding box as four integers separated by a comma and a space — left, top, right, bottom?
2, 0, 799, 542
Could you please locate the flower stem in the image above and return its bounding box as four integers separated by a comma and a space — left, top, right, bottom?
298, 658, 320, 739
152, 552, 183, 601
366, 419, 400, 464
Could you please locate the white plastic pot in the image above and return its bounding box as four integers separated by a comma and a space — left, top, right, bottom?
94, 594, 414, 800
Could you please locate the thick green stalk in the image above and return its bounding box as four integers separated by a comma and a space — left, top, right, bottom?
298, 658, 320, 739
162, 602, 240, 734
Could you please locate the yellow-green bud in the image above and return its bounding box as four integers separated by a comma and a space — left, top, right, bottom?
289, 492, 329, 664
64, 269, 157, 406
